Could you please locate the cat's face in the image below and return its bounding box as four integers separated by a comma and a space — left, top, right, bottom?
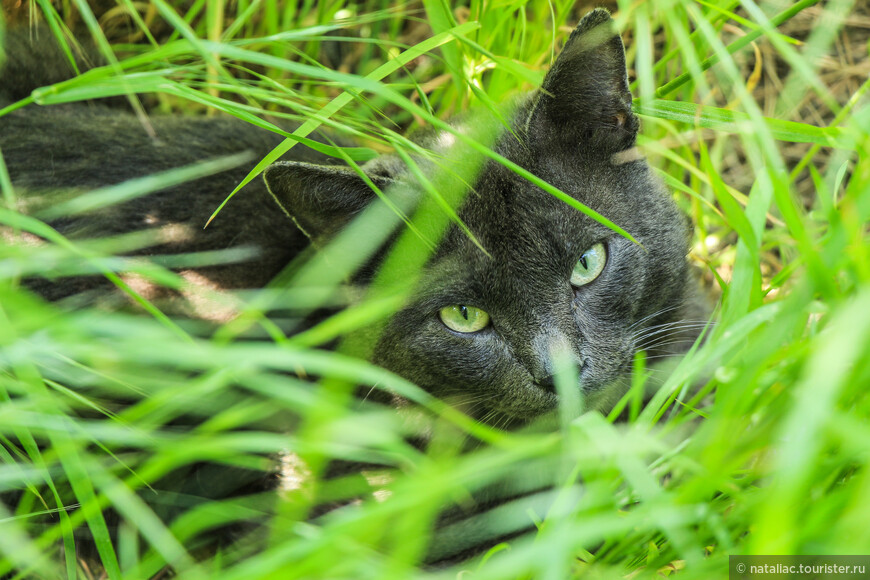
265, 9, 696, 422
371, 133, 691, 422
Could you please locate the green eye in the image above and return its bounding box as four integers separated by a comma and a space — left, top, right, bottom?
570, 242, 607, 286
439, 304, 490, 333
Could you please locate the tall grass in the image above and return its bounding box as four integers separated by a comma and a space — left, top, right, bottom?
1, 0, 868, 578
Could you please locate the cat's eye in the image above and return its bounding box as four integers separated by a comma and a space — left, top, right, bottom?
439, 305, 490, 334
570, 242, 607, 287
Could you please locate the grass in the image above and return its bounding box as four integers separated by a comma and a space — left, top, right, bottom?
1, 0, 869, 578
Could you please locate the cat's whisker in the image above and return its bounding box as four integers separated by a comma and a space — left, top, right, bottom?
640, 318, 714, 328
632, 328, 701, 345
444, 392, 501, 420
641, 354, 700, 363
494, 412, 513, 431
632, 333, 707, 353
446, 392, 495, 406
634, 338, 701, 353
478, 409, 499, 427
631, 321, 713, 343
358, 383, 381, 406
632, 318, 715, 335
635, 333, 702, 348
459, 398, 495, 417
633, 366, 673, 375
628, 303, 687, 331
629, 298, 713, 331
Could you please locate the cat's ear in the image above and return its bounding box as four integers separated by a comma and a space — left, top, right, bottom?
263, 161, 393, 242
529, 8, 638, 151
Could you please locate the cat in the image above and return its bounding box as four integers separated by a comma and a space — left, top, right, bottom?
0, 8, 708, 565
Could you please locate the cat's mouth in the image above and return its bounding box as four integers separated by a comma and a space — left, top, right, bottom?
483, 363, 589, 421
533, 375, 558, 393
461, 363, 596, 423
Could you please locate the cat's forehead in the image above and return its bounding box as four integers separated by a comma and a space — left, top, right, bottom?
460, 154, 629, 244
418, 111, 662, 282
431, 172, 604, 285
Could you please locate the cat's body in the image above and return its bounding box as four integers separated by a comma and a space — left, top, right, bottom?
5, 105, 314, 298
0, 29, 328, 306
1, 9, 708, 564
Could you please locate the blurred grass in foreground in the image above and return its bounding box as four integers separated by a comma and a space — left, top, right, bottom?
1, 0, 869, 578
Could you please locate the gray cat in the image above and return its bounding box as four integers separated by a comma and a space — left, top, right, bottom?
0, 8, 708, 563
2, 10, 706, 421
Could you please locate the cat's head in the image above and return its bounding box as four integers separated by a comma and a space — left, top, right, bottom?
265, 9, 696, 423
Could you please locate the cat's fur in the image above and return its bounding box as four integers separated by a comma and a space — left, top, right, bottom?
1, 9, 708, 562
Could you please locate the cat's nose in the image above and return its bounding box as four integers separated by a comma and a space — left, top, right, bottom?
529, 329, 583, 393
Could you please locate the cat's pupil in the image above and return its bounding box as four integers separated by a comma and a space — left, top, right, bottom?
578, 255, 588, 270
460, 305, 469, 320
